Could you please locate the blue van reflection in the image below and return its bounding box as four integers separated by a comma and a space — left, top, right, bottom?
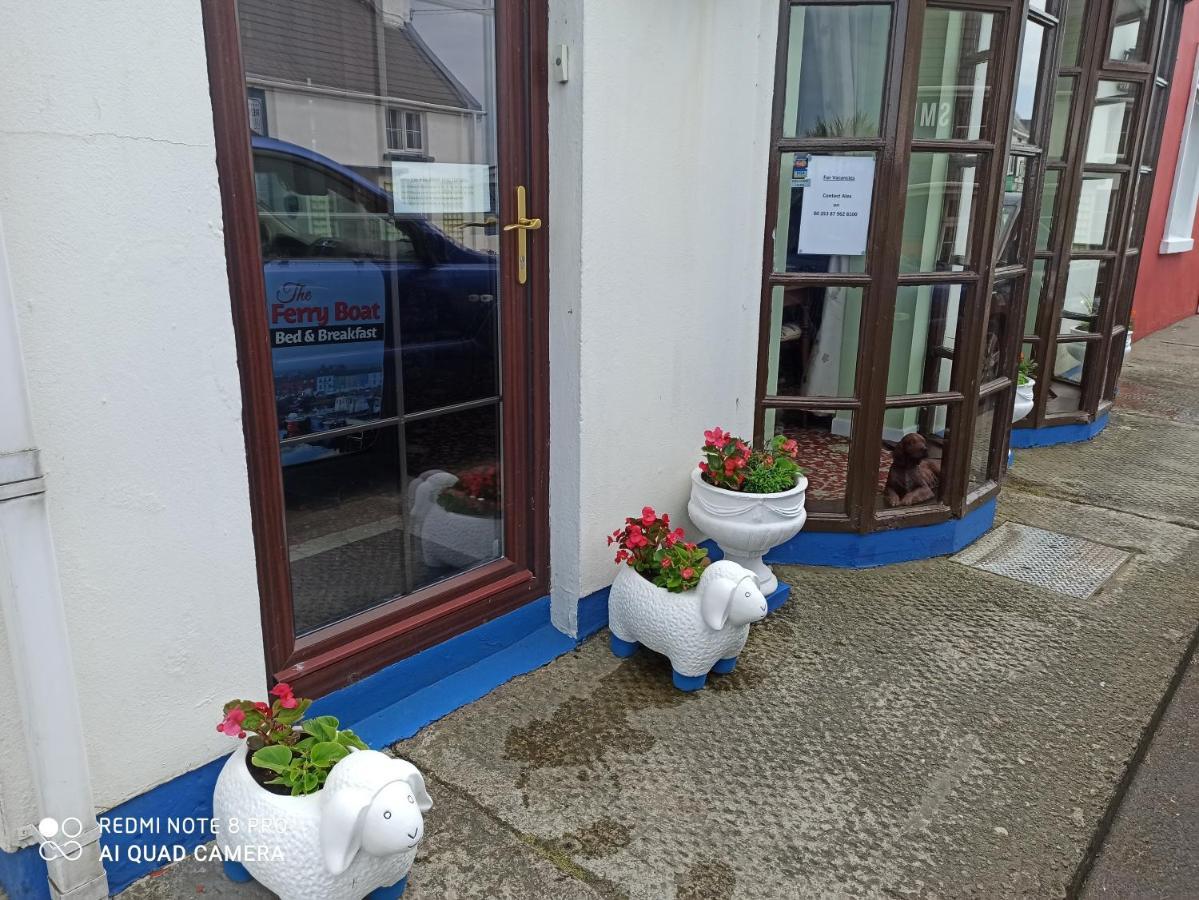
251, 137, 498, 465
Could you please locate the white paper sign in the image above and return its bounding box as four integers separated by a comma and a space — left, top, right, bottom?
390, 162, 492, 215
795, 156, 875, 256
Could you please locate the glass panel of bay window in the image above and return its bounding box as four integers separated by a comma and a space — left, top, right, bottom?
765, 408, 855, 514
1048, 77, 1075, 161
405, 403, 502, 591
764, 286, 862, 398
1037, 169, 1060, 250
981, 277, 1020, 383
1025, 258, 1049, 334
1012, 20, 1045, 143
914, 9, 996, 142
1086, 81, 1139, 164
901, 153, 980, 273
238, 0, 505, 635
1110, 0, 1153, 62
888, 284, 965, 395
783, 4, 891, 138
1061, 0, 1088, 67
996, 155, 1028, 266
774, 153, 874, 274
969, 391, 1004, 492
1061, 258, 1111, 333
1047, 339, 1093, 413
1073, 173, 1123, 249
878, 404, 952, 509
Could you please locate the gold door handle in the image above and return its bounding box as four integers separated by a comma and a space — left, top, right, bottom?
503, 185, 542, 284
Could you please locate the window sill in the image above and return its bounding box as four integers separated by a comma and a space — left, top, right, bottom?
1160, 236, 1195, 254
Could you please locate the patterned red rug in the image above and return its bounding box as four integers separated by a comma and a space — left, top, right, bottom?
783, 427, 890, 502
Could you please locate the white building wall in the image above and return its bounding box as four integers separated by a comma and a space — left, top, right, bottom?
549, 0, 779, 631
0, 0, 266, 843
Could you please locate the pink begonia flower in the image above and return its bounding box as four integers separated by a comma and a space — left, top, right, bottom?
681, 567, 695, 580
270, 682, 298, 710
253, 701, 270, 714
641, 506, 656, 526
704, 427, 729, 449
661, 556, 673, 568
217, 708, 247, 738
698, 461, 709, 473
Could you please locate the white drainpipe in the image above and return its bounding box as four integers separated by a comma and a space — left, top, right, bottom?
0, 212, 109, 898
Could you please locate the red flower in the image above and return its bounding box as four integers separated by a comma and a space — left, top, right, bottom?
270, 682, 298, 710
698, 461, 709, 473
217, 708, 247, 738
682, 567, 695, 580
253, 701, 270, 713
641, 506, 656, 526
661, 556, 673, 568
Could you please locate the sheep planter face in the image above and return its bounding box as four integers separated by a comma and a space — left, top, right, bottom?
687, 468, 807, 595
212, 744, 431, 900
608, 560, 768, 691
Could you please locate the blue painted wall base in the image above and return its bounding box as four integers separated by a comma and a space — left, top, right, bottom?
1010, 413, 1109, 448
764, 582, 790, 612
764, 498, 997, 569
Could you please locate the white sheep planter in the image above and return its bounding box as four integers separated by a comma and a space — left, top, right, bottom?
408, 470, 501, 570
608, 560, 768, 691
212, 744, 431, 900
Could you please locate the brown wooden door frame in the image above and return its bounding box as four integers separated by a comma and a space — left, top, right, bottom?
201, 0, 550, 698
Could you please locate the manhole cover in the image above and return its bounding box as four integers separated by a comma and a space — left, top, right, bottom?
951, 522, 1129, 599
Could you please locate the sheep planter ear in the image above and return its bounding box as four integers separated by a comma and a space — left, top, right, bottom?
212, 744, 431, 900
608, 560, 768, 691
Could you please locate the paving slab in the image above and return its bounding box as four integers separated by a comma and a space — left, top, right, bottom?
1082, 654, 1199, 899
395, 490, 1199, 899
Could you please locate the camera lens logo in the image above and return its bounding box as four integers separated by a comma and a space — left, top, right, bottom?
35, 817, 84, 862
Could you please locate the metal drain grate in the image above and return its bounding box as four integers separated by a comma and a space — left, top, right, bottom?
951, 522, 1129, 599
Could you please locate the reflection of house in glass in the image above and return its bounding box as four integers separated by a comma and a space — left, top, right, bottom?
238, 0, 492, 244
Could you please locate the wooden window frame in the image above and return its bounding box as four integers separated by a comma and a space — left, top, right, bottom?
201, 0, 551, 697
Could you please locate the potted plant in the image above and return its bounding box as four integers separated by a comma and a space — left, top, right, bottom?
1013, 355, 1037, 423
606, 508, 768, 691
212, 684, 432, 900
686, 427, 807, 596
409, 465, 501, 569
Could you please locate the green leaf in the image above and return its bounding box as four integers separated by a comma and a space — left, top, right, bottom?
303, 771, 320, 793
251, 745, 294, 774
336, 730, 368, 751
293, 736, 316, 752
301, 716, 339, 743
310, 741, 349, 768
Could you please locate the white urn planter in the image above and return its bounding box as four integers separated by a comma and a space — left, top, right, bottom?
212, 744, 431, 900
686, 468, 807, 595
1012, 378, 1035, 423
608, 560, 767, 691
408, 470, 500, 569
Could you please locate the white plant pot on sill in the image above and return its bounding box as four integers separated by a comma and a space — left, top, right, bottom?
212, 743, 431, 900
409, 470, 501, 570
1013, 378, 1036, 423
608, 561, 767, 691
686, 468, 808, 595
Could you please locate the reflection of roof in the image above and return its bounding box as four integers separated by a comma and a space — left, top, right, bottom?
238, 0, 479, 110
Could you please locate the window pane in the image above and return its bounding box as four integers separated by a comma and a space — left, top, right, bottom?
764, 286, 862, 397
238, 0, 505, 635
879, 404, 952, 510
969, 390, 1004, 491
1061, 0, 1088, 67
996, 155, 1028, 266
1073, 172, 1123, 250
1061, 258, 1112, 333
1025, 258, 1048, 334
1048, 77, 1075, 161
981, 277, 1020, 383
914, 9, 997, 141
1012, 20, 1045, 143
1047, 340, 1094, 413
1086, 81, 1139, 164
1037, 169, 1061, 251
887, 284, 966, 395
901, 153, 980, 273
765, 408, 858, 514
1110, 0, 1152, 62
783, 5, 890, 138
773, 153, 874, 274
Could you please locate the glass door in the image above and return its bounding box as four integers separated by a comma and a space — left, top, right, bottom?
205, 0, 549, 694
